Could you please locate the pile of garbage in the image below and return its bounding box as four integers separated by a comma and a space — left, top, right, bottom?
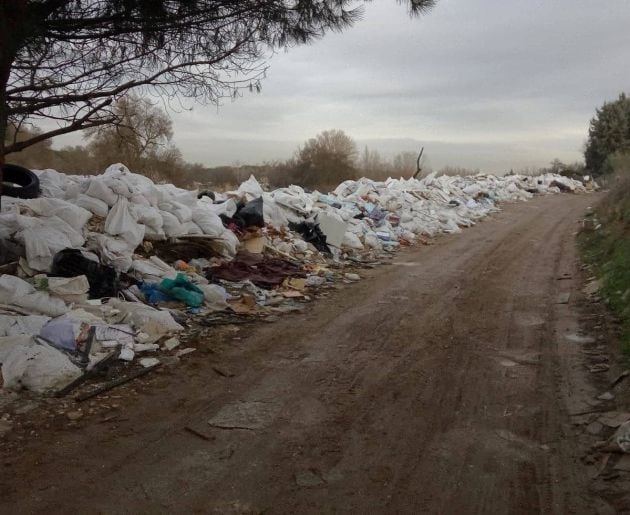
0, 164, 587, 398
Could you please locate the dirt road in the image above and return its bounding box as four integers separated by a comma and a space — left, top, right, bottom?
0, 193, 602, 514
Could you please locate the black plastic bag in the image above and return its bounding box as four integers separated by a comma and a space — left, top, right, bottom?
51, 249, 118, 298
233, 197, 265, 228
288, 222, 331, 255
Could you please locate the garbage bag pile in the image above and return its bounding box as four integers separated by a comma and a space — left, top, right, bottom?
0, 162, 587, 397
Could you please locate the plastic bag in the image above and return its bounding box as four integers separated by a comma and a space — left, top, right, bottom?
73, 194, 109, 217
130, 256, 178, 283
160, 273, 204, 308
21, 198, 92, 232
51, 249, 118, 298
104, 196, 145, 248
39, 316, 87, 352
233, 197, 265, 228
184, 221, 203, 235
130, 204, 163, 232
0, 336, 82, 393
85, 233, 134, 273
140, 283, 174, 304
33, 169, 68, 199
237, 175, 264, 200
160, 211, 186, 238
191, 206, 226, 238
342, 231, 363, 249
0, 315, 50, 337
107, 300, 184, 343
198, 284, 229, 312
197, 197, 237, 218
85, 179, 118, 206
158, 200, 193, 224
47, 275, 90, 304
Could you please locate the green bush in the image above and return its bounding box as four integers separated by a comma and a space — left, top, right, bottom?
579, 172, 630, 350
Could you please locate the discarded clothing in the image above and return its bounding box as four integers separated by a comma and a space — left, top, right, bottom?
206, 251, 306, 289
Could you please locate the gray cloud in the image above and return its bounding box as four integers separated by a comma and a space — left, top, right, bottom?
53, 0, 630, 172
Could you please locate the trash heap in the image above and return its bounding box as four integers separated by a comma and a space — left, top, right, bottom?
0, 163, 587, 398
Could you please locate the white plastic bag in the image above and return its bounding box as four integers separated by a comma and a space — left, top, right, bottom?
158, 200, 193, 224
104, 196, 145, 247
86, 233, 134, 272
0, 315, 51, 337
342, 231, 364, 250
237, 175, 264, 200
73, 194, 109, 217
130, 204, 163, 232
48, 275, 90, 304
107, 300, 184, 343
0, 336, 82, 393
130, 256, 177, 283
191, 206, 225, 238
85, 179, 118, 206
184, 221, 203, 235
160, 211, 186, 238
198, 284, 229, 312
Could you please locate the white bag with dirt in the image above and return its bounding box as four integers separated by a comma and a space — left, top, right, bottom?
0, 336, 81, 393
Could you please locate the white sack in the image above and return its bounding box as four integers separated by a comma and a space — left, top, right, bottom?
130, 256, 178, 283
0, 336, 82, 393
48, 275, 90, 304
198, 284, 229, 312
0, 315, 50, 337
237, 175, 264, 200
342, 231, 364, 250
191, 207, 225, 238
19, 198, 91, 232
197, 197, 237, 218
104, 196, 145, 248
160, 211, 186, 238
107, 300, 184, 343
86, 233, 134, 272
73, 194, 109, 217
158, 200, 193, 224
85, 179, 118, 206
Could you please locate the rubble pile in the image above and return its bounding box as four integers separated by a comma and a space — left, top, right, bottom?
0, 163, 587, 398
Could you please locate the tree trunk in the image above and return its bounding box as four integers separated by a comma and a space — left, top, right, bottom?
0, 0, 28, 206
0, 14, 10, 205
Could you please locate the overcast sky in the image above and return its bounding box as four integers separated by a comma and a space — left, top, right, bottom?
59, 0, 630, 173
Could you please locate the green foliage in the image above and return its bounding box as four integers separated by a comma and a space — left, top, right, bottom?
538, 158, 586, 178
579, 168, 630, 352
584, 93, 630, 177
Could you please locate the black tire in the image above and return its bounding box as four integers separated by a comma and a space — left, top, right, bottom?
1, 164, 40, 199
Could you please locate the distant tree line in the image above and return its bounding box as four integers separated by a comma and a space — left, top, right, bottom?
5, 97, 425, 190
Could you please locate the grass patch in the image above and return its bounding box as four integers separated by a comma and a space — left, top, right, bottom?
578, 173, 630, 351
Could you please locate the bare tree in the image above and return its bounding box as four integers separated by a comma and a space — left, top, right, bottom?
87, 96, 175, 170
295, 129, 358, 188
0, 0, 436, 165
393, 151, 419, 177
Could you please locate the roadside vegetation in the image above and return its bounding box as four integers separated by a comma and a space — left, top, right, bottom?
579, 93, 630, 350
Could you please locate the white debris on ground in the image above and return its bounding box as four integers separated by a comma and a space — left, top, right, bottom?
0, 163, 588, 397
